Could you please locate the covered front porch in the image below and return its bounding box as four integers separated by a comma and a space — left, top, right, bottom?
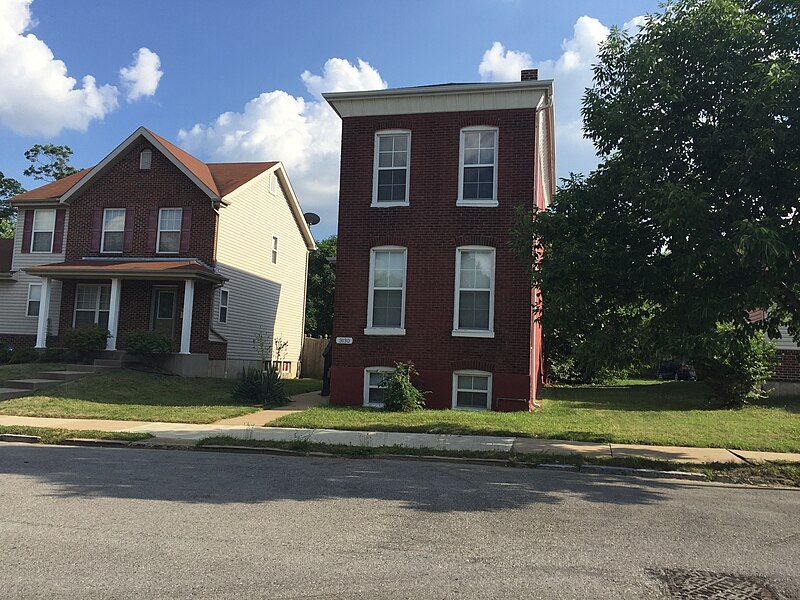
25, 259, 226, 356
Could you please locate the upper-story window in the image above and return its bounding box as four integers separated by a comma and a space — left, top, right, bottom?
218, 289, 229, 324
271, 236, 279, 264
31, 209, 55, 253
458, 126, 498, 206
269, 173, 278, 194
139, 149, 152, 170
101, 208, 126, 253
366, 246, 406, 335
157, 208, 182, 254
373, 130, 410, 207
27, 283, 42, 317
453, 246, 495, 337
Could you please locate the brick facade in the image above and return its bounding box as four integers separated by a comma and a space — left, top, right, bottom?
774, 350, 800, 381
330, 108, 538, 410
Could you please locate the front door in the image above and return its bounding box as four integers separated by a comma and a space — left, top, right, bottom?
152, 288, 177, 336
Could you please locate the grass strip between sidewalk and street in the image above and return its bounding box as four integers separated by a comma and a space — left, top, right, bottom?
197, 436, 800, 488
0, 425, 152, 444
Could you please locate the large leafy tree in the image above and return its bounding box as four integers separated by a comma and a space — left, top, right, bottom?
0, 172, 24, 238
23, 144, 79, 182
305, 235, 337, 337
514, 0, 797, 401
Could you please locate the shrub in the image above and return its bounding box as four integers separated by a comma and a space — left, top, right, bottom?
124, 330, 176, 355
38, 347, 65, 363
382, 362, 427, 412
7, 347, 39, 364
231, 365, 290, 407
0, 344, 12, 364
63, 327, 110, 360
695, 324, 777, 408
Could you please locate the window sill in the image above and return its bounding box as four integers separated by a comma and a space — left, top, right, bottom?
452, 405, 491, 412
100, 251, 123, 255
364, 402, 385, 409
451, 329, 495, 338
370, 201, 410, 208
456, 199, 499, 207
364, 327, 406, 336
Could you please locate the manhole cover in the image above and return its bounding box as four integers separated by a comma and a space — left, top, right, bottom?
651, 569, 781, 599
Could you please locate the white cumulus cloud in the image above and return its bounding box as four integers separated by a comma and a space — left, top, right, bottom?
0, 0, 118, 136
479, 42, 533, 82
178, 57, 387, 234
120, 47, 163, 102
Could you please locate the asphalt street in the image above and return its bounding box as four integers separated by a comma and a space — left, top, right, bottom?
0, 443, 798, 599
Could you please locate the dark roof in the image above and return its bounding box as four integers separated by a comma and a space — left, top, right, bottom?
0, 238, 12, 273
11, 129, 279, 203
25, 259, 225, 282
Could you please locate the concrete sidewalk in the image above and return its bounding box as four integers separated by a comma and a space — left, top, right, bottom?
1, 412, 799, 464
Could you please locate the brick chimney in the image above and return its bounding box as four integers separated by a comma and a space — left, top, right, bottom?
521, 69, 538, 81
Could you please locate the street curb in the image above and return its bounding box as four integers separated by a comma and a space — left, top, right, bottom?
61, 438, 131, 448
580, 464, 707, 481
0, 433, 41, 443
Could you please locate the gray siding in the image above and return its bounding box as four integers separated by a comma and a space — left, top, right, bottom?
0, 208, 68, 337
773, 326, 799, 351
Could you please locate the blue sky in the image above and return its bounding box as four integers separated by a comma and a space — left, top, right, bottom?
0, 0, 660, 239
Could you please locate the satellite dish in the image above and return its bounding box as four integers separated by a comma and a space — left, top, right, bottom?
303, 212, 321, 226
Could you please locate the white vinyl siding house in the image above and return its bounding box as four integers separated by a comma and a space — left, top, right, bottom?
0, 208, 68, 338
213, 166, 312, 377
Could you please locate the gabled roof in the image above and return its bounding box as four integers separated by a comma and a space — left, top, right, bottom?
208, 162, 278, 197
146, 129, 221, 197
11, 169, 91, 202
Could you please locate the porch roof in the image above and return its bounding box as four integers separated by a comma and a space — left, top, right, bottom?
24, 258, 226, 283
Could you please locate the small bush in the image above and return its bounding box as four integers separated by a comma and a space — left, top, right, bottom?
63, 327, 110, 360
382, 362, 427, 412
7, 347, 39, 364
696, 324, 777, 408
38, 347, 65, 363
232, 365, 290, 407
124, 330, 176, 356
0, 344, 12, 364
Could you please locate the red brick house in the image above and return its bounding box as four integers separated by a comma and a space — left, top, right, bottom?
1, 127, 316, 377
323, 71, 555, 411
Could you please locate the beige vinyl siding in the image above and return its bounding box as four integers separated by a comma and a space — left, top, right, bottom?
773, 326, 799, 350
0, 208, 67, 337
214, 170, 309, 365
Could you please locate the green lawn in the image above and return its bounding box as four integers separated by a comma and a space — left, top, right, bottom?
0, 425, 151, 444
269, 380, 800, 453
0, 368, 322, 424
0, 362, 74, 382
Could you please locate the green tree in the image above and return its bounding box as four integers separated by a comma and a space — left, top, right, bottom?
305, 235, 336, 336
23, 144, 79, 182
514, 0, 796, 403
0, 171, 24, 238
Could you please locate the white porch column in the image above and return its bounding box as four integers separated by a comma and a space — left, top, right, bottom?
106, 278, 122, 351
35, 277, 51, 349
180, 279, 195, 355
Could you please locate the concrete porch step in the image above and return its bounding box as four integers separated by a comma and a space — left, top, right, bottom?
37, 370, 89, 381
4, 378, 62, 391
0, 388, 28, 401
93, 359, 122, 368
68, 364, 117, 373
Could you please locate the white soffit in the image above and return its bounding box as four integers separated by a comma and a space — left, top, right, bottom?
324, 81, 553, 118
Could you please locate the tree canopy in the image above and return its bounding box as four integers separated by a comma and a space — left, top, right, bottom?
305, 235, 337, 337
23, 144, 79, 182
0, 171, 24, 239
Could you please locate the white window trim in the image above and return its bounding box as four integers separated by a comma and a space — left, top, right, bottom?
457, 126, 499, 207
371, 130, 411, 208
30, 209, 55, 253
452, 246, 495, 338
271, 236, 279, 264
26, 283, 42, 318
72, 283, 111, 328
101, 208, 126, 254
156, 207, 182, 255
451, 370, 492, 411
218, 289, 229, 324
139, 149, 152, 170
364, 366, 393, 407
365, 246, 407, 336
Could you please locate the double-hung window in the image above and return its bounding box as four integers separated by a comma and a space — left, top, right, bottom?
271, 236, 279, 264
31, 209, 56, 253
452, 371, 492, 410
218, 289, 229, 324
366, 247, 406, 335
453, 247, 495, 337
157, 208, 182, 253
458, 126, 498, 206
101, 208, 126, 253
27, 283, 42, 317
373, 130, 410, 206
74, 284, 111, 329
364, 367, 393, 407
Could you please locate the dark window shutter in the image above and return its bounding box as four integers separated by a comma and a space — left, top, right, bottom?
123, 208, 134, 252
21, 210, 33, 253
179, 208, 192, 253
52, 209, 66, 253
89, 209, 102, 252
146, 209, 158, 252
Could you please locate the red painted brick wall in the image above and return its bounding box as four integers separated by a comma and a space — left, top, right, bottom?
774, 350, 800, 381
330, 108, 537, 410
64, 138, 217, 263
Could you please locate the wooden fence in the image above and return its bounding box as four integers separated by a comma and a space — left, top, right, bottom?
300, 336, 328, 379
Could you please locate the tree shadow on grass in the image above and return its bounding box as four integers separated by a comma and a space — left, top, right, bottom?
0, 444, 674, 513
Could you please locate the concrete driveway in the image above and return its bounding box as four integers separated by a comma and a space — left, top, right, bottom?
0, 443, 797, 599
